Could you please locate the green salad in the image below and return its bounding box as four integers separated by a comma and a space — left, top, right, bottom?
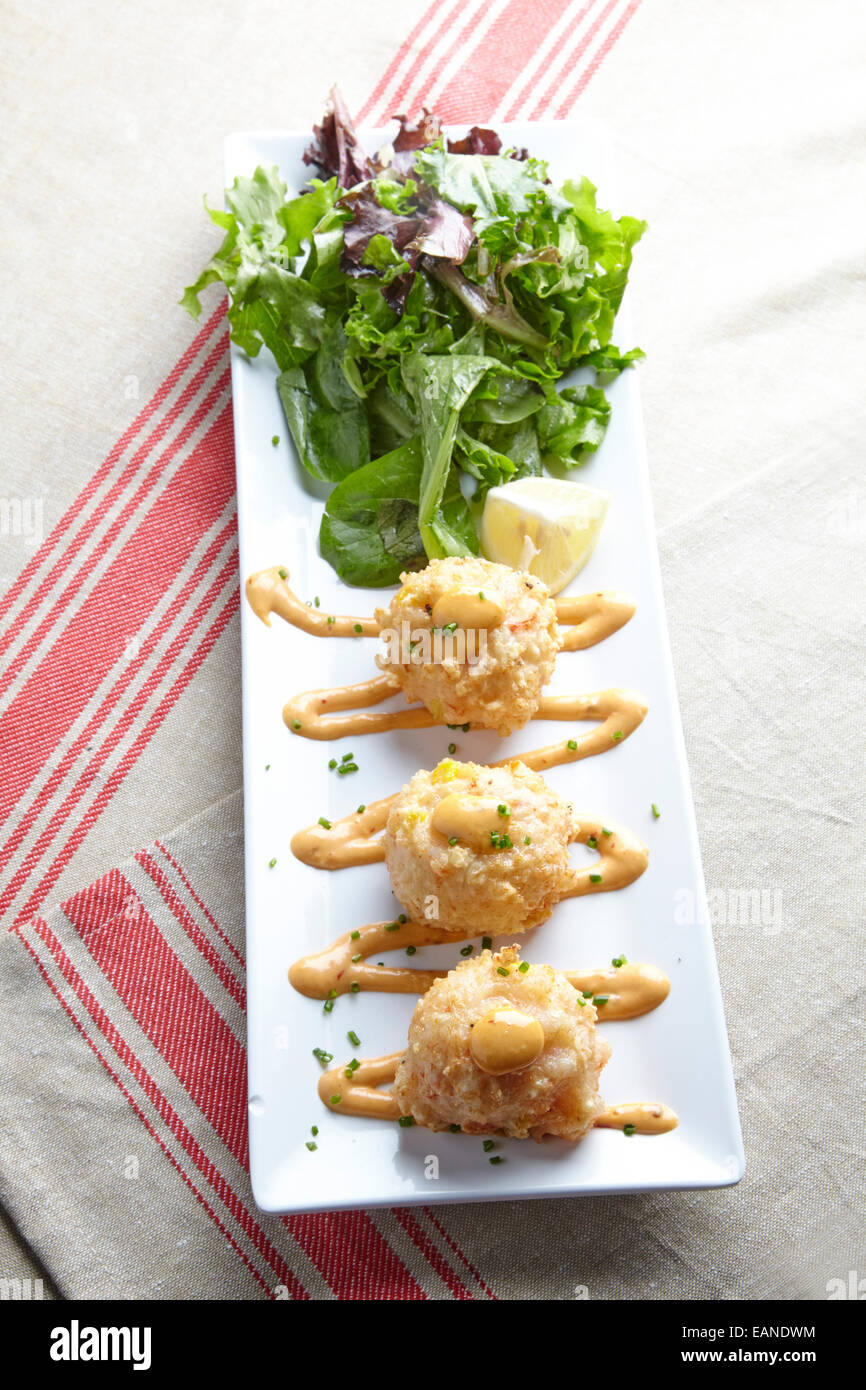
182, 89, 646, 586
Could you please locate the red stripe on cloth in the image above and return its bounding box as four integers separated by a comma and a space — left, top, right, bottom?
19, 919, 306, 1299
12, 583, 239, 926
528, 0, 618, 117
501, 0, 597, 120
0, 327, 228, 676
0, 304, 225, 637
286, 1211, 427, 1301
372, 0, 466, 119
135, 848, 247, 1011
0, 353, 230, 706
0, 519, 238, 894
392, 0, 491, 119
155, 839, 246, 969
391, 1207, 474, 1299
356, 0, 459, 124
0, 392, 234, 826
553, 0, 642, 113
433, 0, 577, 124
61, 869, 250, 1168
422, 1205, 498, 1298
60, 872, 424, 1300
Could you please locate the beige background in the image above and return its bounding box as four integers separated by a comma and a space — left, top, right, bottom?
1, 0, 864, 1298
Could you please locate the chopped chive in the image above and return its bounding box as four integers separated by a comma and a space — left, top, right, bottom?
306, 1140, 317, 1151
576, 996, 587, 1007
351, 953, 362, 963
462, 723, 470, 732
448, 836, 458, 846
449, 1123, 461, 1133
353, 623, 363, 634
265, 763, 270, 770
328, 759, 337, 769
406, 945, 417, 956
460, 945, 473, 957
347, 1031, 360, 1047
482, 937, 492, 951
497, 803, 510, 817
497, 966, 509, 977
478, 591, 485, 600
268, 858, 276, 868
398, 914, 407, 923
524, 835, 531, 845
612, 730, 623, 742
482, 1139, 495, 1153
357, 804, 366, 814
330, 1095, 341, 1106
350, 930, 361, 940
323, 999, 335, 1014
602, 827, 612, 837
318, 817, 332, 829
271, 435, 280, 446
314, 596, 320, 608
385, 921, 401, 933
311, 1125, 318, 1136
587, 835, 598, 848
327, 615, 334, 624
489, 1156, 504, 1165
291, 720, 301, 730
612, 954, 627, 968
651, 803, 661, 819
349, 982, 360, 993
582, 990, 593, 999
341, 752, 354, 762
448, 742, 457, 754
337, 762, 358, 775
278, 568, 288, 580
567, 739, 578, 751
398, 1115, 415, 1127
590, 873, 602, 884
624, 1124, 636, 1137
595, 995, 609, 1006
313, 1048, 333, 1067
345, 1059, 360, 1077
518, 961, 530, 974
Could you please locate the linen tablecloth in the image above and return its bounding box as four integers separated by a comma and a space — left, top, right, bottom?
1, 0, 864, 1299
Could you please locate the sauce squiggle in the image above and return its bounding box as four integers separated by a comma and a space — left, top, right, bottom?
246, 566, 634, 650
317, 1054, 678, 1134
283, 677, 648, 745
291, 766, 649, 878
245, 567, 379, 637
290, 925, 669, 1015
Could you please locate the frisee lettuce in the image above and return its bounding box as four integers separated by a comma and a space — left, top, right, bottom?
182, 87, 646, 586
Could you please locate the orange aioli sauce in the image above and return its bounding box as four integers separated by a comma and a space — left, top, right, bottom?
245, 566, 379, 637
291, 778, 649, 889
290, 921, 669, 1018
246, 565, 633, 651
247, 567, 642, 740
318, 1053, 677, 1135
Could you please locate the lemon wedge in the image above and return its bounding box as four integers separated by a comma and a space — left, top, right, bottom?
480, 477, 610, 594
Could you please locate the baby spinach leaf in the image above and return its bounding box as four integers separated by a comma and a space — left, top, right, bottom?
320, 437, 476, 586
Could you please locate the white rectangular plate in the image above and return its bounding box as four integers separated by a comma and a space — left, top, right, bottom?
227, 121, 744, 1214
